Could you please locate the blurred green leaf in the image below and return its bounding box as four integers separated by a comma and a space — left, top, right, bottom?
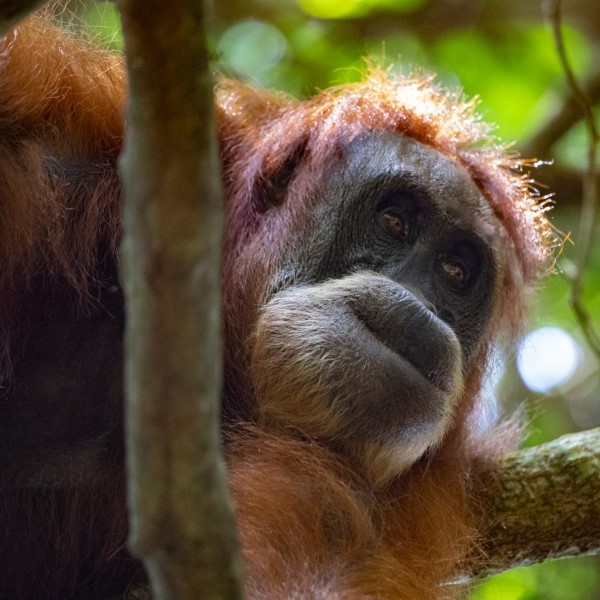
81, 2, 123, 50
218, 19, 288, 78
472, 556, 599, 600
432, 26, 591, 140
298, 0, 426, 19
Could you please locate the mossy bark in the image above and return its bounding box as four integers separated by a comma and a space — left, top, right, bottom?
474, 428, 600, 576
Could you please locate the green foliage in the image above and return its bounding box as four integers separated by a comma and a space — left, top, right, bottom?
555, 106, 600, 168
298, 0, 427, 19
472, 556, 600, 600
431, 26, 590, 139
80, 1, 123, 50
218, 20, 288, 76
215, 5, 592, 145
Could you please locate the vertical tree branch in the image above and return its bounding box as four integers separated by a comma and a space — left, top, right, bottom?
117, 0, 243, 598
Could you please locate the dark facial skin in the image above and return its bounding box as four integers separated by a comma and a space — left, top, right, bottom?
250, 132, 502, 485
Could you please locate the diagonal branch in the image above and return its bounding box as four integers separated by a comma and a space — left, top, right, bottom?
473, 428, 600, 577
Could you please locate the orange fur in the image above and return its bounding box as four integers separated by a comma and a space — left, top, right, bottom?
0, 12, 554, 600
229, 426, 477, 599
0, 14, 124, 374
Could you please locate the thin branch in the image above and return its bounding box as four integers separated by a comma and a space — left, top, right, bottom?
117, 0, 243, 597
545, 0, 600, 357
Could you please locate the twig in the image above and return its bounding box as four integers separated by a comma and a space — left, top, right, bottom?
545, 0, 600, 357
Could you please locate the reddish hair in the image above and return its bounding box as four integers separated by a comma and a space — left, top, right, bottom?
0, 14, 124, 375
228, 426, 481, 599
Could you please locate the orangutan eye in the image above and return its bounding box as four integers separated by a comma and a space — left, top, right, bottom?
442, 259, 466, 284
438, 240, 481, 293
380, 209, 409, 239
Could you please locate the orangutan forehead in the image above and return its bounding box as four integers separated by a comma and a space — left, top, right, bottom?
316, 131, 499, 242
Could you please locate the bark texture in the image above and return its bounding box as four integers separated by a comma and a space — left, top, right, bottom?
117, 0, 243, 598
474, 428, 600, 577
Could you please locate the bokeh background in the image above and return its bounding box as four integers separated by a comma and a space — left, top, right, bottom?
75, 0, 600, 597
